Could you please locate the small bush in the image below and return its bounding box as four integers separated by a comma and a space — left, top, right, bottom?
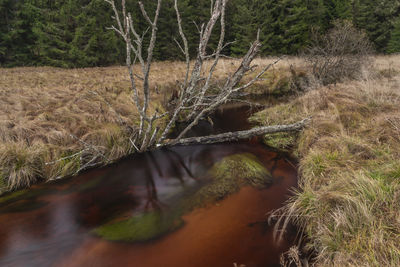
304, 20, 373, 85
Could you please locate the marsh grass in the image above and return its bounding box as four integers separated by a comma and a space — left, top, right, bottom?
0, 58, 299, 193
0, 66, 159, 192
253, 55, 400, 266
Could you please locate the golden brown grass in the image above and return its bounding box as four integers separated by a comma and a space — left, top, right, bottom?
0, 58, 299, 193
0, 67, 143, 191
252, 54, 400, 266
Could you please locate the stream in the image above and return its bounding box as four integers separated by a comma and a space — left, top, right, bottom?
0, 104, 298, 267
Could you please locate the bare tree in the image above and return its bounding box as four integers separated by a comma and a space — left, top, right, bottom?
304, 20, 372, 85
105, 0, 308, 152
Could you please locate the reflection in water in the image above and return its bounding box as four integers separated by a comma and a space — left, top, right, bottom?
0, 143, 297, 267
0, 104, 298, 266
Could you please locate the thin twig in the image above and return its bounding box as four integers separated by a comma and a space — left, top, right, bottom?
45, 150, 86, 165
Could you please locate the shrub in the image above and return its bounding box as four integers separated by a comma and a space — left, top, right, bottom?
304, 20, 373, 85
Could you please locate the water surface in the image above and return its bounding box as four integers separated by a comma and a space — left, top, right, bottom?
0, 104, 298, 267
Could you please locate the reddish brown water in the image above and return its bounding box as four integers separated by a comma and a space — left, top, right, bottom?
0, 105, 298, 267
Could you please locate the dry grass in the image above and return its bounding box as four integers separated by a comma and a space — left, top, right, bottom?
0, 67, 145, 191
253, 54, 400, 266
0, 58, 301, 192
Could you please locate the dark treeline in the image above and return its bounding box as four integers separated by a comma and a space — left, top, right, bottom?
1, 0, 400, 68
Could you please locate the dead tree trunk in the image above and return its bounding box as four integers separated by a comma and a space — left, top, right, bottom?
105, 0, 308, 151
171, 118, 310, 146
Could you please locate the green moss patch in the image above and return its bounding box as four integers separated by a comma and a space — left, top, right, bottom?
211, 153, 272, 186
263, 132, 297, 151
93, 210, 184, 242
190, 153, 272, 206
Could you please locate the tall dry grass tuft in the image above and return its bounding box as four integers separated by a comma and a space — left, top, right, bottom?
254, 55, 400, 266
0, 142, 45, 189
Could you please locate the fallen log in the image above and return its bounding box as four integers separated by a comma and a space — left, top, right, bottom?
167, 117, 311, 146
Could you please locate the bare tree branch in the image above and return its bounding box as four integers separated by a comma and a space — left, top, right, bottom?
174, 0, 190, 88
169, 118, 311, 146
104, 0, 307, 152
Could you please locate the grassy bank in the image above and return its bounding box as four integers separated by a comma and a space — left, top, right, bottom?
0, 58, 294, 193
0, 64, 188, 191
2, 53, 398, 264
0, 66, 141, 191
252, 55, 400, 266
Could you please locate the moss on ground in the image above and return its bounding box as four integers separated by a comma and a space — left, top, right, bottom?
190, 153, 272, 207
93, 209, 184, 242
262, 132, 297, 151
211, 153, 272, 187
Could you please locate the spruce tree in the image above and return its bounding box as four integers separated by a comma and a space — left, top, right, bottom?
1, 0, 40, 66
258, 0, 324, 55
181, 0, 221, 57
32, 0, 79, 67
0, 0, 14, 65
229, 0, 258, 56
71, 0, 124, 66
387, 15, 400, 53
6, 0, 400, 67
152, 0, 180, 60
322, 0, 352, 23
353, 0, 400, 52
